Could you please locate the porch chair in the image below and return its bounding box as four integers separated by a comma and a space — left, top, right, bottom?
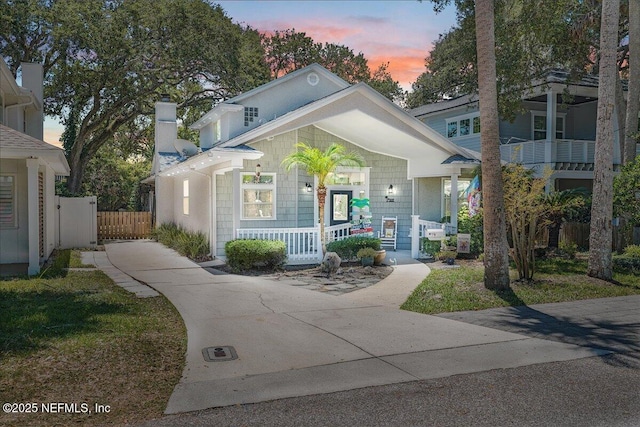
378, 216, 397, 251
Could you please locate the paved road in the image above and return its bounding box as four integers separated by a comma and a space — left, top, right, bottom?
136, 351, 640, 427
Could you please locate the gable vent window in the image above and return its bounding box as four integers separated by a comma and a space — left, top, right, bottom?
244, 107, 259, 126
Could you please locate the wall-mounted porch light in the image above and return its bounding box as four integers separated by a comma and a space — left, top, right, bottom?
254, 164, 261, 183
305, 182, 313, 193
387, 184, 395, 195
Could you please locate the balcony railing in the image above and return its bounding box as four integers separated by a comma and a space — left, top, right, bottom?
499, 139, 621, 165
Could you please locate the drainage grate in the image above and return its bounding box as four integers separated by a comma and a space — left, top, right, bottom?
202, 346, 238, 362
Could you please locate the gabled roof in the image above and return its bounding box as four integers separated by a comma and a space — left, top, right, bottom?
0, 124, 70, 174
213, 82, 479, 178
227, 64, 350, 104
191, 64, 350, 130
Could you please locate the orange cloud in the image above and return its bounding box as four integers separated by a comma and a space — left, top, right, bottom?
43, 127, 63, 148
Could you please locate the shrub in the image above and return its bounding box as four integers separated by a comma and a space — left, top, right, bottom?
356, 247, 378, 259
613, 245, 640, 273
436, 250, 457, 261
153, 222, 210, 261
421, 238, 442, 257
326, 237, 381, 261
558, 241, 578, 259
623, 245, 640, 259
225, 239, 286, 273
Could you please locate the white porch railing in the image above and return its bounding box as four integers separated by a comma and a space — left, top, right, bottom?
410, 215, 456, 258
325, 223, 352, 243
499, 139, 614, 165
236, 227, 322, 265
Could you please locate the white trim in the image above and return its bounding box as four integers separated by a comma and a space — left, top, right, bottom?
445, 112, 481, 139
441, 177, 472, 220
240, 172, 277, 220
530, 110, 566, 140
182, 179, 189, 215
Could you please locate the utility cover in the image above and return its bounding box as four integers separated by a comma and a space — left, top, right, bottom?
202, 346, 238, 362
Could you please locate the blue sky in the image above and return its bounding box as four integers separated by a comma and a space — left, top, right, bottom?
44, 1, 457, 145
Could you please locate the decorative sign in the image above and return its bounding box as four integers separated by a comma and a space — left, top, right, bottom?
457, 233, 471, 253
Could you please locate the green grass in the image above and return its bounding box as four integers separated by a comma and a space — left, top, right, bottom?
401, 257, 640, 315
0, 250, 186, 426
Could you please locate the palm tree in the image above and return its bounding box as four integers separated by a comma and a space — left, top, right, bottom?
542, 189, 587, 249
475, 0, 510, 290
282, 142, 365, 251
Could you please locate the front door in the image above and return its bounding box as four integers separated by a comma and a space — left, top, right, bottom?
330, 190, 351, 226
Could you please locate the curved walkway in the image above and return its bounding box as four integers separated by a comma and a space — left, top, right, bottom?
101, 241, 607, 414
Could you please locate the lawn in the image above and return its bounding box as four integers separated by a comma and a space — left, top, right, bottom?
0, 250, 186, 426
401, 256, 640, 315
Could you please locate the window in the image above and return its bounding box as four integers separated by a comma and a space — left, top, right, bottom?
531, 112, 565, 140
183, 179, 189, 215
244, 106, 259, 126
241, 172, 275, 219
326, 171, 365, 186
446, 113, 480, 139
0, 175, 16, 228
442, 178, 471, 221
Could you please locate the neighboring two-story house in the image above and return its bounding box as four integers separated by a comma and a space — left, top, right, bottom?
0, 58, 70, 275
148, 64, 481, 262
411, 70, 637, 193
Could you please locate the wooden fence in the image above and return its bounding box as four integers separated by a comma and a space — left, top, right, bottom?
98, 211, 153, 240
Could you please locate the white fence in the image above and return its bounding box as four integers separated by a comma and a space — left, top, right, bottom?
55, 196, 97, 249
325, 223, 352, 243
236, 226, 323, 264
410, 215, 455, 258
499, 139, 614, 165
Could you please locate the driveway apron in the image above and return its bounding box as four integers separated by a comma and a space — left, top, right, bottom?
103, 241, 609, 414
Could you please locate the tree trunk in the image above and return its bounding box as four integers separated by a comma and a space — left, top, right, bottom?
548, 223, 561, 249
625, 0, 640, 165
317, 186, 327, 251
588, 0, 619, 281
475, 0, 510, 290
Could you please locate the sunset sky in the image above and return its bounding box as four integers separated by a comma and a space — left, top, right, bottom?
44, 1, 457, 146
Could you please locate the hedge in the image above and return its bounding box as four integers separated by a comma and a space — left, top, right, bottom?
225, 239, 287, 272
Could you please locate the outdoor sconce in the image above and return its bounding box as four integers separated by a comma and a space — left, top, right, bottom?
254, 164, 261, 183
387, 184, 395, 195
305, 183, 313, 193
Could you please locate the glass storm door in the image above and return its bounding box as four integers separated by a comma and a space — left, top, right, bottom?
330, 190, 351, 226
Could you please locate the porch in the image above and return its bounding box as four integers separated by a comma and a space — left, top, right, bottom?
499, 139, 612, 168
235, 217, 456, 265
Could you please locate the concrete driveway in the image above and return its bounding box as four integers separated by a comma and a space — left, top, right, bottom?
102, 241, 607, 414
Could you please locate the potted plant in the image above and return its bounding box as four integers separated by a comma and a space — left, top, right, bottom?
357, 247, 377, 266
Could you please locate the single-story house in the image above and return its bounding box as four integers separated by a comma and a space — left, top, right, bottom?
0, 58, 70, 274
148, 64, 480, 263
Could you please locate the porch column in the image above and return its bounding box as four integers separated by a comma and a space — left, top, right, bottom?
232, 168, 241, 238
450, 173, 459, 232
411, 214, 420, 259
26, 159, 40, 275
545, 89, 556, 163
210, 173, 217, 257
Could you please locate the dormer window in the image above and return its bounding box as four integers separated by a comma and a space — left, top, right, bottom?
244, 107, 259, 126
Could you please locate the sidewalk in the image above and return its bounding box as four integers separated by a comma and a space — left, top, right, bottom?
101, 241, 610, 414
